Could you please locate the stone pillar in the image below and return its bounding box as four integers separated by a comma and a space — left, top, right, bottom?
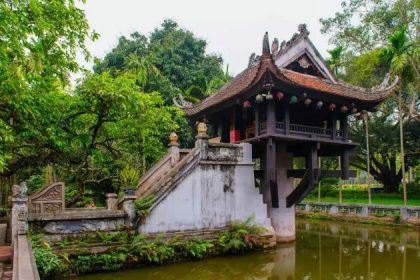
400, 207, 408, 221
361, 206, 369, 217
270, 145, 295, 242
329, 205, 338, 215
118, 195, 137, 228
168, 132, 180, 166
11, 182, 29, 244
195, 122, 209, 160
105, 193, 118, 210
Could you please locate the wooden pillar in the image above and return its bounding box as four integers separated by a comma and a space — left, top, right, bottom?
255, 105, 260, 136
284, 105, 290, 135
331, 114, 337, 140
267, 100, 276, 135
229, 107, 241, 142
264, 138, 278, 209
340, 115, 349, 141
340, 149, 349, 179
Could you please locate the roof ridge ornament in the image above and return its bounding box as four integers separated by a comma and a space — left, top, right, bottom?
173, 93, 193, 108
262, 32, 270, 55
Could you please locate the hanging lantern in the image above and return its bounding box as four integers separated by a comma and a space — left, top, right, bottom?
266, 91, 274, 100
351, 107, 358, 114
243, 100, 251, 108
300, 92, 307, 100
289, 95, 298, 104
316, 100, 323, 109
304, 98, 312, 106
329, 103, 336, 111
256, 94, 264, 103
276, 91, 284, 100
340, 105, 348, 113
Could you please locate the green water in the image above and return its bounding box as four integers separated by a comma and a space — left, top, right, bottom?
77, 219, 420, 280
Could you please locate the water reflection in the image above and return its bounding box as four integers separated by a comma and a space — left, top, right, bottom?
77, 219, 420, 280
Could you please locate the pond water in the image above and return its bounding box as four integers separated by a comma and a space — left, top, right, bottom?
76, 219, 420, 280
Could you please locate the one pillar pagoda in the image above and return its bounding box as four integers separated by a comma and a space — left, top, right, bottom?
181, 25, 396, 241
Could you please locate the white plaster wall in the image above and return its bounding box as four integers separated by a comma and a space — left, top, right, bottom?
139, 143, 270, 234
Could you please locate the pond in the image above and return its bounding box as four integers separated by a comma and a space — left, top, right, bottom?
76, 219, 420, 280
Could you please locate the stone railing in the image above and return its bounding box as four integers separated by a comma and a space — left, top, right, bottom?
28, 182, 65, 214
297, 202, 420, 224
136, 133, 185, 197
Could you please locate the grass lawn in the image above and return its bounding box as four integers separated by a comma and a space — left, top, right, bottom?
303, 186, 420, 206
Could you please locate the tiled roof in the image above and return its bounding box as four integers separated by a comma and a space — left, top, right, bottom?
183, 55, 395, 117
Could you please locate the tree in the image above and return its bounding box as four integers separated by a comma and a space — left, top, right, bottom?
325, 46, 345, 76
0, 0, 97, 173
321, 0, 419, 194
381, 25, 418, 204
320, 0, 419, 53
94, 19, 229, 104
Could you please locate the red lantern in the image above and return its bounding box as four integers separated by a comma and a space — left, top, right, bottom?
276, 91, 284, 100
243, 100, 251, 108
329, 103, 336, 111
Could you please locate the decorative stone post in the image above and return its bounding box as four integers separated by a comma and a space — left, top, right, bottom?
400, 207, 408, 221
195, 122, 209, 160
168, 132, 180, 166
105, 193, 118, 210
118, 195, 137, 228
11, 182, 29, 244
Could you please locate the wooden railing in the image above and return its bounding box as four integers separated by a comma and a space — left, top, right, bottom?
258, 121, 343, 139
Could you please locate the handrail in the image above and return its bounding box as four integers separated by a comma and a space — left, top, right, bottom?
259, 121, 342, 138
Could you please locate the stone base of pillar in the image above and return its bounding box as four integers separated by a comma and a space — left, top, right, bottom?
270, 205, 296, 242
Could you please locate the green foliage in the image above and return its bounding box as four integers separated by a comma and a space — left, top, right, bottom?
320, 0, 418, 52
185, 239, 214, 259
218, 216, 262, 254
131, 235, 176, 264
31, 239, 63, 278
119, 165, 140, 189
95, 231, 128, 244
72, 250, 127, 274
134, 195, 156, 220
0, 0, 97, 173
94, 19, 230, 104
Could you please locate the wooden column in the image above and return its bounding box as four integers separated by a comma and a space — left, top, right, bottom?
255, 105, 260, 136
284, 105, 290, 135
267, 100, 276, 135
331, 114, 337, 140
264, 138, 278, 208
340, 115, 349, 141
340, 149, 349, 179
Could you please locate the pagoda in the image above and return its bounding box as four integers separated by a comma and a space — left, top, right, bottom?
181, 25, 396, 240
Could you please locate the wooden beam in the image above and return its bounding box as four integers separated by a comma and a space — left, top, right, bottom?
267, 100, 276, 134
255, 105, 260, 136
287, 169, 357, 178
264, 138, 278, 208
341, 149, 350, 179
284, 105, 290, 135
331, 114, 337, 140
340, 115, 349, 141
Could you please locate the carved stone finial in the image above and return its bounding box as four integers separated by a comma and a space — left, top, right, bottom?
262, 32, 270, 55
271, 38, 279, 54
197, 122, 208, 138
12, 182, 27, 198
298, 24, 309, 37
169, 132, 179, 146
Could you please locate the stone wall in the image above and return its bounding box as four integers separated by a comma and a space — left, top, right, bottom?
139, 141, 271, 234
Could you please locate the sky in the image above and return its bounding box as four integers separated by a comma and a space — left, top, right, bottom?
78, 0, 343, 76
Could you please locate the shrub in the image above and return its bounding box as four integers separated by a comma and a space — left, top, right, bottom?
134, 195, 155, 221
31, 239, 63, 278
185, 239, 214, 259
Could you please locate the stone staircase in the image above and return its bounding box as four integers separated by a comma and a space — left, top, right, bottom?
0, 223, 12, 279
